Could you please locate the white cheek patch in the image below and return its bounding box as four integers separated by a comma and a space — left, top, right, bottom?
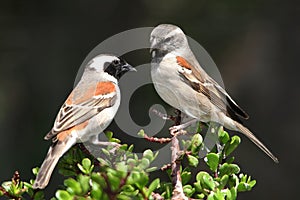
89, 55, 117, 72
151, 50, 156, 58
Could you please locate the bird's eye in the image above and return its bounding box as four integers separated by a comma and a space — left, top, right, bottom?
113, 59, 120, 65
164, 37, 172, 43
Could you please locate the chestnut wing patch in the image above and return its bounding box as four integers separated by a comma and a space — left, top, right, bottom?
176, 56, 248, 120
45, 82, 117, 140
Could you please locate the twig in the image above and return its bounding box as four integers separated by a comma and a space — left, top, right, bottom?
161, 164, 171, 171
152, 192, 164, 200
170, 110, 188, 200
142, 132, 172, 144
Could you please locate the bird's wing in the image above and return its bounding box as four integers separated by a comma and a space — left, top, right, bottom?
44, 81, 117, 141
176, 56, 249, 120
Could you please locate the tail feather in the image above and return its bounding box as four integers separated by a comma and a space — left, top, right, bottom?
33, 138, 75, 189
233, 121, 279, 163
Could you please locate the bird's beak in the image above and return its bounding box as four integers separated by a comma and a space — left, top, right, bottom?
122, 63, 137, 72
149, 37, 157, 54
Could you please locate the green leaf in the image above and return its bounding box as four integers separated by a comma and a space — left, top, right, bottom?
182, 140, 191, 150
202, 173, 216, 190
127, 144, 134, 152
91, 181, 102, 199
194, 181, 202, 193
105, 131, 113, 140
77, 164, 85, 174
249, 180, 256, 188
213, 189, 225, 200
219, 163, 240, 177
225, 136, 241, 156
77, 158, 93, 174
237, 182, 249, 192
207, 192, 215, 200
117, 194, 133, 200
91, 172, 106, 188
218, 175, 229, 189
143, 149, 154, 161
226, 156, 235, 164
218, 129, 230, 144
58, 168, 77, 176
196, 171, 210, 182
237, 179, 256, 192
78, 175, 90, 194
107, 173, 120, 192
97, 157, 110, 166
183, 185, 195, 197
145, 167, 157, 173
137, 129, 145, 137
160, 182, 172, 199
82, 158, 91, 169
110, 138, 121, 143
146, 178, 160, 197
181, 169, 192, 185
196, 121, 203, 133
115, 161, 128, 176
101, 148, 111, 157
33, 191, 45, 200
135, 172, 149, 189
196, 193, 205, 199
206, 153, 220, 172
226, 187, 237, 200
139, 158, 150, 169
64, 178, 81, 195
32, 167, 39, 176
187, 155, 199, 167
55, 190, 73, 200
127, 158, 137, 166
191, 133, 203, 153
228, 174, 239, 188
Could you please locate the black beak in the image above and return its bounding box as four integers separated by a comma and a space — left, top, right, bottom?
121, 63, 136, 72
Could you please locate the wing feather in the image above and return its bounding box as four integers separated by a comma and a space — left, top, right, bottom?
44, 82, 117, 140
176, 56, 249, 120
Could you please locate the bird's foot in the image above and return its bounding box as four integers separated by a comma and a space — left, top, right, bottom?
169, 125, 187, 136
169, 119, 198, 136
89, 137, 121, 154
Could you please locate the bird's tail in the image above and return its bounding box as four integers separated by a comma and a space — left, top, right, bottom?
33, 138, 75, 189
233, 121, 279, 163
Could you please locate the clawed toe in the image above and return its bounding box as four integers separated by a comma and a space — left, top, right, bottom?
169, 125, 180, 135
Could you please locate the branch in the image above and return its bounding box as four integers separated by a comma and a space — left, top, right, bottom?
170, 110, 188, 200
140, 131, 172, 144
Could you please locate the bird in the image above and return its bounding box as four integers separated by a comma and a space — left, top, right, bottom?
150, 24, 278, 163
33, 54, 136, 189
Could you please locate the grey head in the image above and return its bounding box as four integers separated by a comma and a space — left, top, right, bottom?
150, 24, 189, 60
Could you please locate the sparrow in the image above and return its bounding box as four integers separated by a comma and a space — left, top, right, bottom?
33, 54, 136, 189
150, 24, 278, 163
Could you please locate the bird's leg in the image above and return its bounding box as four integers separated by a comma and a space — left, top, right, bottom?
169, 118, 198, 135
89, 135, 121, 153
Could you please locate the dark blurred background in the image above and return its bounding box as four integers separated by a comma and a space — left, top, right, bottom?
0, 0, 299, 199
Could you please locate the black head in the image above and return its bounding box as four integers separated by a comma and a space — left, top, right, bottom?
104, 57, 136, 80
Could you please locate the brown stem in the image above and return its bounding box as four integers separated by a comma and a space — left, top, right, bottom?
170, 110, 188, 200
152, 192, 164, 200
142, 132, 172, 144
